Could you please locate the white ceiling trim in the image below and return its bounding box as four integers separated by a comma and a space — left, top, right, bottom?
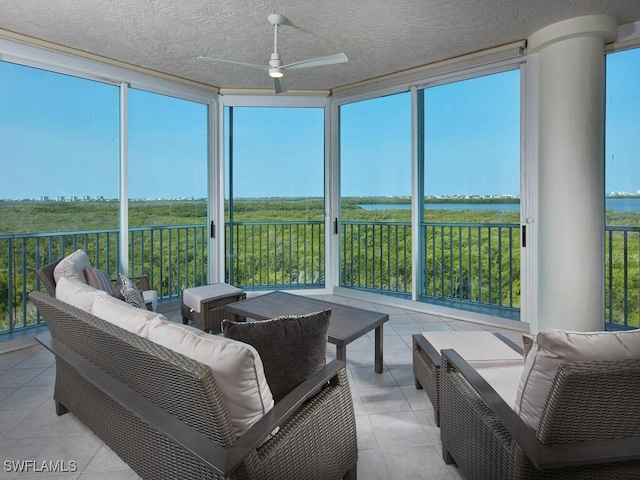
0, 28, 218, 101
605, 21, 640, 52
331, 41, 526, 99
219, 94, 329, 108
617, 20, 640, 41
219, 88, 330, 97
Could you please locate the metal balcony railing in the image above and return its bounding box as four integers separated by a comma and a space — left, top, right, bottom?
0, 225, 209, 333
225, 220, 325, 289
605, 226, 640, 330
340, 221, 412, 296
339, 221, 520, 314
1, 222, 637, 334
420, 222, 520, 314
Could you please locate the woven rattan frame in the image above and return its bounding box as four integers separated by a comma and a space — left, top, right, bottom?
412, 335, 441, 425
440, 350, 640, 480
30, 291, 358, 480
412, 332, 522, 427
37, 258, 62, 295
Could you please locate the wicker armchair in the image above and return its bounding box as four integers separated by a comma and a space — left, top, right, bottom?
439, 349, 640, 480
30, 291, 358, 480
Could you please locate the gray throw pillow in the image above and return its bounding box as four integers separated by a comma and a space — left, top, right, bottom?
84, 267, 113, 294
222, 309, 331, 402
113, 274, 146, 309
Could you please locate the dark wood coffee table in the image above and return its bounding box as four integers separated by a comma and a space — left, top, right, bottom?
226, 291, 389, 373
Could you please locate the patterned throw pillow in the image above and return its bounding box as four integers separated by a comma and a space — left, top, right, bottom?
84, 267, 113, 294
113, 274, 146, 309
222, 309, 331, 402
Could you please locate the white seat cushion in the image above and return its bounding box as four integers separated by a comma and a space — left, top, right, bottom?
476, 364, 524, 408
515, 328, 640, 431
146, 318, 274, 438
53, 249, 91, 284
182, 283, 243, 313
421, 331, 523, 367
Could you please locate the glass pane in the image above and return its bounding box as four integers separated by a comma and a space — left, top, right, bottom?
0, 62, 119, 234
421, 70, 520, 317
128, 89, 208, 295
0, 61, 119, 330
224, 106, 325, 289
605, 47, 640, 329
339, 92, 412, 296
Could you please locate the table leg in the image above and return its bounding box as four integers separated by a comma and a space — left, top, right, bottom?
375, 325, 384, 373
336, 344, 346, 362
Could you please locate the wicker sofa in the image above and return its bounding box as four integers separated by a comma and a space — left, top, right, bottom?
30, 260, 358, 479
439, 329, 640, 480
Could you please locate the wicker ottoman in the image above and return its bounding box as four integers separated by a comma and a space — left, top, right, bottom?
412, 330, 523, 426
181, 283, 246, 333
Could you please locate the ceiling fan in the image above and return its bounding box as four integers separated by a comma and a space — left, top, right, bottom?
198, 13, 348, 94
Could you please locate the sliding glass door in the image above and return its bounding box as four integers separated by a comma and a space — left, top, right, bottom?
128, 89, 209, 297
0, 61, 119, 330
338, 92, 412, 297
224, 106, 325, 289
419, 70, 521, 318
604, 47, 640, 329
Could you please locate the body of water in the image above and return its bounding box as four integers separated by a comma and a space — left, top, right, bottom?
358, 198, 640, 213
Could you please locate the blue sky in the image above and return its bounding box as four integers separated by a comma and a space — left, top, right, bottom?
225, 107, 324, 198
1, 49, 639, 200
605, 48, 640, 195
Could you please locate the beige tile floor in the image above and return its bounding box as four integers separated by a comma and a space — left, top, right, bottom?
0, 294, 526, 479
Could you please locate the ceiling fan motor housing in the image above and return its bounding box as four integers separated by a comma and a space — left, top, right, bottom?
269, 53, 282, 68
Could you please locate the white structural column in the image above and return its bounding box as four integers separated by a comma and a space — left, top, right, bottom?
528, 15, 617, 332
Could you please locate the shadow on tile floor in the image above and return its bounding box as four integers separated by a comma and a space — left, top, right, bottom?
0, 295, 526, 479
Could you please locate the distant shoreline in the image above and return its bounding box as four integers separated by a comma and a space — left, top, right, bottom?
2, 195, 640, 204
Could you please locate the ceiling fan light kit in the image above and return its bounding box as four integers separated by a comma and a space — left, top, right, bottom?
198, 13, 348, 93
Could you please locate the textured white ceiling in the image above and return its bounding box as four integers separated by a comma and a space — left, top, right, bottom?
1, 0, 639, 92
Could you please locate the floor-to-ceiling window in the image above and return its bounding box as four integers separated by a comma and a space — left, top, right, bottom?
0, 40, 214, 334
224, 106, 325, 289
338, 92, 412, 297
419, 70, 521, 318
128, 89, 209, 297
605, 47, 640, 330
0, 61, 119, 330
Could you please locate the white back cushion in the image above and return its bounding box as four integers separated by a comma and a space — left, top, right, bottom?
55, 276, 101, 312
53, 249, 91, 284
515, 328, 640, 431
146, 318, 274, 438
92, 294, 166, 337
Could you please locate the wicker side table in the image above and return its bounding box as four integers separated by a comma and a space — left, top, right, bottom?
413, 330, 523, 426
181, 284, 246, 333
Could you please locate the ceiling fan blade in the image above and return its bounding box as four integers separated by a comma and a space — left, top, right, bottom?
274, 77, 287, 94
197, 56, 268, 71
282, 53, 348, 71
